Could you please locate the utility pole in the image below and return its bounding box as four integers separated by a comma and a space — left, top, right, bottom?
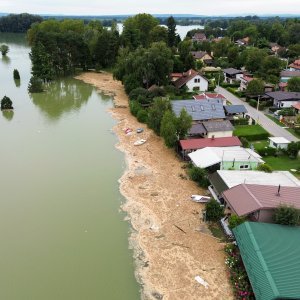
256, 95, 260, 125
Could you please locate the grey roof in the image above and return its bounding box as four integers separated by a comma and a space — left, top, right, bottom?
188, 123, 207, 135
223, 68, 243, 75
265, 91, 300, 101
171, 99, 225, 121
224, 105, 247, 114
280, 70, 300, 78
202, 120, 234, 132
191, 51, 212, 60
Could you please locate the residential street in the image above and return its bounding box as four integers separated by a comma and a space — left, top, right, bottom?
216, 86, 299, 142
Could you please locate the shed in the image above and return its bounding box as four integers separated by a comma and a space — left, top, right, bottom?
233, 222, 300, 300
268, 137, 290, 149
224, 105, 247, 116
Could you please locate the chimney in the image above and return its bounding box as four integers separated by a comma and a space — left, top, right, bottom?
277, 184, 281, 196
212, 135, 215, 140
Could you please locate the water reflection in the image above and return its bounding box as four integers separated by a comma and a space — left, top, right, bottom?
1, 55, 11, 64
2, 109, 14, 121
0, 33, 28, 46
14, 78, 21, 87
30, 78, 92, 120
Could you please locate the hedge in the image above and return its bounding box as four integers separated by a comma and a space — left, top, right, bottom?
232, 118, 249, 126
234, 125, 270, 141
256, 146, 277, 157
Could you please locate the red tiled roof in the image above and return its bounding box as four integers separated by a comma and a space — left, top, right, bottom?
194, 93, 226, 100
223, 184, 300, 216
171, 73, 182, 77
292, 103, 300, 110
289, 60, 300, 69
241, 75, 254, 82
179, 136, 241, 150
173, 69, 200, 88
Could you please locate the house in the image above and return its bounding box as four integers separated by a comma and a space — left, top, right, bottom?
224, 105, 247, 117
289, 59, 300, 71
190, 51, 213, 65
265, 91, 300, 108
192, 32, 207, 43
268, 137, 290, 149
187, 123, 207, 138
193, 93, 227, 106
208, 170, 300, 200
235, 37, 250, 46
269, 42, 284, 55
233, 222, 300, 300
202, 120, 234, 138
188, 146, 264, 170
172, 69, 208, 92
239, 75, 254, 91
171, 99, 225, 122
223, 68, 243, 84
179, 136, 241, 159
264, 83, 275, 93
280, 70, 300, 83
222, 183, 300, 222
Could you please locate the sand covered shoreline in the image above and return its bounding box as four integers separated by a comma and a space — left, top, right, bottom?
75, 72, 233, 300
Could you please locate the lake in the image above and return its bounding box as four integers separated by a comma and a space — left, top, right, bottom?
0, 33, 140, 300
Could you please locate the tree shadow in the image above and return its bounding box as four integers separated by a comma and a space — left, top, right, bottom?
1, 55, 11, 65
14, 78, 21, 87
2, 110, 14, 121
30, 78, 93, 121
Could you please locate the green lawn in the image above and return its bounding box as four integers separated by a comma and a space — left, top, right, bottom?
253, 140, 269, 151
234, 124, 270, 141
263, 156, 300, 172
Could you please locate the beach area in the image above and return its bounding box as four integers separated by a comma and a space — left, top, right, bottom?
76, 72, 233, 300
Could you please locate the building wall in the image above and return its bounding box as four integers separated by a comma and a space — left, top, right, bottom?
206, 131, 233, 138
186, 75, 208, 92
257, 209, 274, 223
269, 140, 289, 150
275, 100, 300, 108
221, 161, 260, 170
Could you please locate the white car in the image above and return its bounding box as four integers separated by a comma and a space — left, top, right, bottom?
190, 195, 211, 203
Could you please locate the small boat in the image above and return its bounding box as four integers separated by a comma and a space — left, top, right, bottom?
125, 128, 133, 135
134, 139, 146, 146
136, 128, 144, 133
191, 195, 211, 203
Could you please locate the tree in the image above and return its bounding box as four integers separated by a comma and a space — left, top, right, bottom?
13, 69, 20, 80
1, 96, 13, 110
273, 205, 300, 226
176, 108, 192, 139
257, 163, 273, 173
150, 25, 168, 44
167, 16, 177, 47
0, 44, 9, 55
287, 77, 300, 92
147, 97, 171, 135
160, 110, 178, 148
287, 141, 300, 158
205, 200, 224, 222
246, 79, 265, 97
28, 76, 44, 93
188, 166, 209, 188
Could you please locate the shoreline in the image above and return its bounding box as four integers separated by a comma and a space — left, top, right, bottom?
75, 72, 233, 300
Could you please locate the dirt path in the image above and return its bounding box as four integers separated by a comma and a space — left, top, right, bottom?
76, 72, 233, 300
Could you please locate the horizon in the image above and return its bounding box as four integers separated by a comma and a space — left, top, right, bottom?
1, 0, 300, 17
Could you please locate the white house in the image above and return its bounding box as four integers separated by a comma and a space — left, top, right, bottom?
173, 69, 208, 92
268, 137, 291, 150
265, 91, 300, 108
223, 68, 244, 84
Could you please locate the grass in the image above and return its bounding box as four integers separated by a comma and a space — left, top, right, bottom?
234, 124, 270, 138
263, 155, 300, 172
208, 222, 227, 241
287, 128, 300, 139
253, 140, 269, 151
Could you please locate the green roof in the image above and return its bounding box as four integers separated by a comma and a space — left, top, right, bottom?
233, 222, 300, 300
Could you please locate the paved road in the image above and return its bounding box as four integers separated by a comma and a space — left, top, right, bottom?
216, 86, 299, 142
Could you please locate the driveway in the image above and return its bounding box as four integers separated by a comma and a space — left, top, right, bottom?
216, 86, 299, 142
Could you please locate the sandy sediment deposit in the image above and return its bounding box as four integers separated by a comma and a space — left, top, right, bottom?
76, 72, 233, 300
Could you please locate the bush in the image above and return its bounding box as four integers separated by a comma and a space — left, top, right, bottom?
1, 95, 13, 110
148, 87, 166, 99
287, 141, 300, 158
13, 69, 20, 80
129, 101, 142, 117
248, 99, 257, 108
273, 205, 300, 226
228, 215, 246, 229
136, 109, 148, 123
240, 137, 250, 148
129, 88, 149, 101
278, 108, 295, 116
188, 166, 210, 188
256, 146, 277, 157
205, 200, 224, 222
256, 163, 273, 173
28, 76, 43, 93
232, 118, 248, 126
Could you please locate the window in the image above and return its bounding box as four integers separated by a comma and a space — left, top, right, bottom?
200, 105, 204, 111
191, 106, 196, 112
239, 164, 250, 170
211, 104, 216, 110
194, 78, 200, 83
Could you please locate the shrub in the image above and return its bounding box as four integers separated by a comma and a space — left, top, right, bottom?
287, 141, 300, 158
129, 101, 142, 117
256, 147, 277, 157
1, 96, 13, 110
233, 118, 248, 126
136, 109, 148, 123
188, 166, 210, 188
278, 107, 295, 116
13, 69, 20, 80
0, 44, 9, 55
240, 137, 250, 148
28, 76, 43, 93
205, 200, 224, 222
256, 163, 273, 173
248, 99, 257, 108
273, 205, 300, 226
148, 87, 166, 99
129, 88, 149, 101
228, 215, 246, 229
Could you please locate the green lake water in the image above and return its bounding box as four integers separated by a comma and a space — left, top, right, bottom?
0, 33, 140, 300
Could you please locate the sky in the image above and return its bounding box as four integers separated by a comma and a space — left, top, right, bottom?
1, 0, 300, 16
